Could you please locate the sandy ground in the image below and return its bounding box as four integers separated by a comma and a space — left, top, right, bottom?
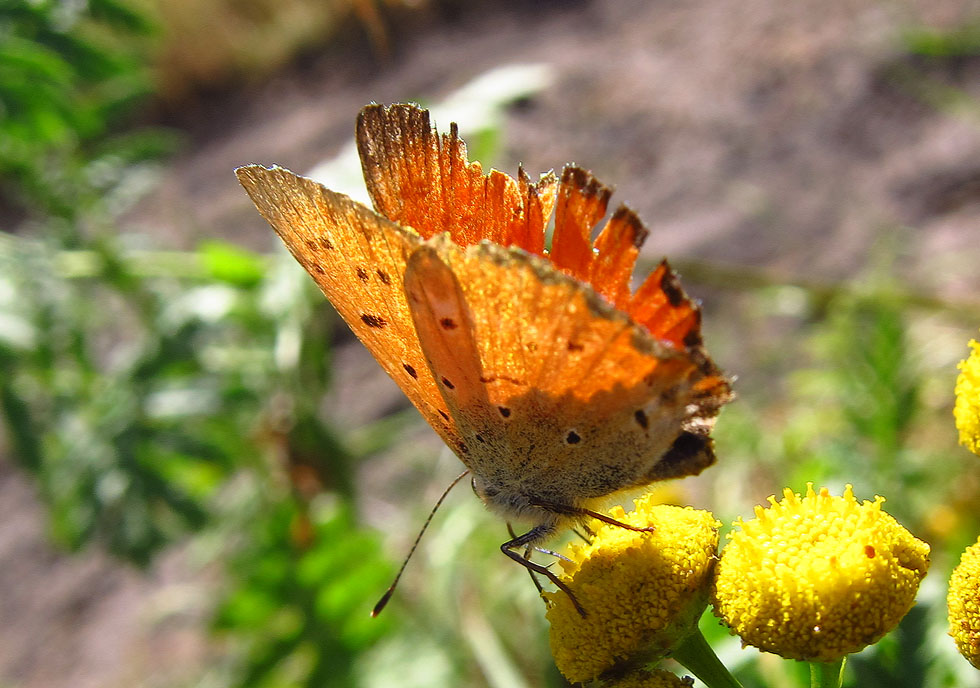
2, 0, 979, 685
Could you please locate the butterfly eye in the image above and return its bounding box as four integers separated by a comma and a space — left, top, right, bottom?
471, 476, 497, 500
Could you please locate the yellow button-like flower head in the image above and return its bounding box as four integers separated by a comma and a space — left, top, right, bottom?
711, 484, 930, 662
948, 534, 980, 668
955, 336, 980, 456
545, 496, 720, 683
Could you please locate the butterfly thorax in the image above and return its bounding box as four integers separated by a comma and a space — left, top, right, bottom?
470, 473, 569, 529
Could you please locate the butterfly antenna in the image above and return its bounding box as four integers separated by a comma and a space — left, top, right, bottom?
371, 469, 470, 617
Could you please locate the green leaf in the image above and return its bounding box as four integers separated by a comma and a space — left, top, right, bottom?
902, 23, 980, 58
199, 240, 267, 287
0, 352, 43, 473
87, 0, 155, 34
0, 36, 74, 85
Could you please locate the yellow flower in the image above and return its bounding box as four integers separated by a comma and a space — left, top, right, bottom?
711, 484, 930, 662
948, 534, 980, 669
604, 667, 694, 688
955, 336, 980, 456
545, 496, 720, 683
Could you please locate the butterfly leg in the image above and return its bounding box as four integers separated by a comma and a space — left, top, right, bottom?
507, 522, 545, 597
529, 499, 656, 534
502, 524, 587, 617
533, 546, 573, 563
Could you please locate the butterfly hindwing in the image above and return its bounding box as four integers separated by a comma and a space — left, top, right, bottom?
405, 235, 720, 508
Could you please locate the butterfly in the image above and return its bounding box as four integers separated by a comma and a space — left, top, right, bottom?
236, 103, 733, 613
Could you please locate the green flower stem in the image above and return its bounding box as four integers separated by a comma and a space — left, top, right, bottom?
809, 657, 845, 688
671, 628, 744, 688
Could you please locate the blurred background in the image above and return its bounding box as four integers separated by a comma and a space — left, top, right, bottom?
1, 0, 980, 686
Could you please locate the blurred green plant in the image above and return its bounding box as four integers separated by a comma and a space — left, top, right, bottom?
0, 231, 340, 562
0, 0, 175, 218
902, 21, 980, 58
211, 496, 394, 688
0, 227, 413, 684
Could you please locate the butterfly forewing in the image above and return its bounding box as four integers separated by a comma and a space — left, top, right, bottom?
235, 164, 461, 448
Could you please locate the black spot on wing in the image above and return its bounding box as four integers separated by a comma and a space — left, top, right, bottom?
440, 317, 458, 330
565, 430, 581, 445
498, 406, 511, 418
361, 314, 387, 328
320, 238, 334, 250
376, 269, 391, 285
403, 363, 418, 379
356, 267, 369, 282
441, 377, 455, 390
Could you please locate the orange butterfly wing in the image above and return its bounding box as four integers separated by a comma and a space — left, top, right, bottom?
404, 235, 729, 512
235, 165, 465, 454
356, 103, 558, 254
239, 104, 732, 519
357, 104, 705, 349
